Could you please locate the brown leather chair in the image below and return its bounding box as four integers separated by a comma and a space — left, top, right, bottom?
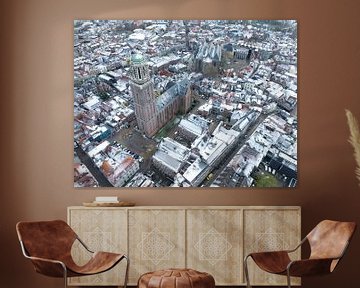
16, 220, 129, 288
244, 220, 356, 288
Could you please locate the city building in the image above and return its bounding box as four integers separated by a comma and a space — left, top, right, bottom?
152, 137, 191, 177
234, 46, 251, 60
194, 41, 222, 76
129, 53, 192, 137
100, 156, 139, 187
177, 114, 210, 140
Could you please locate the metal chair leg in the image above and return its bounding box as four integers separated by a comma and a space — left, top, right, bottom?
244, 255, 252, 288
286, 269, 292, 288
123, 255, 130, 288
61, 264, 68, 288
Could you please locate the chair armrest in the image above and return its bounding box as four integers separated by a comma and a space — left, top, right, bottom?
76, 236, 94, 253
25, 255, 67, 277
245, 236, 306, 258
247, 250, 290, 258
25, 255, 65, 265
287, 258, 336, 277
286, 237, 307, 253
19, 240, 67, 277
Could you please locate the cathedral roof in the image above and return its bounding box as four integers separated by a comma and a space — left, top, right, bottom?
196, 42, 222, 61
156, 77, 190, 110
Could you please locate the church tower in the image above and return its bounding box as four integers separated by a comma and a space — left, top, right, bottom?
129, 53, 158, 137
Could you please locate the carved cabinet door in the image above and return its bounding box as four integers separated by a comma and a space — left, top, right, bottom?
128, 209, 186, 284
68, 208, 128, 286
187, 209, 243, 285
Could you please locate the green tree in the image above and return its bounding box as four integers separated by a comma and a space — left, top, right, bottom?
254, 172, 281, 187
98, 91, 110, 101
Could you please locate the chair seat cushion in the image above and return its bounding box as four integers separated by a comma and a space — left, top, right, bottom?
250, 251, 291, 274
67, 252, 124, 276
138, 268, 215, 288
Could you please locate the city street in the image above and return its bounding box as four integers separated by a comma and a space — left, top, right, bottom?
75, 145, 113, 187
201, 113, 270, 186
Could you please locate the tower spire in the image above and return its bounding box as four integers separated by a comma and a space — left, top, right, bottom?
129, 53, 151, 84
129, 52, 157, 137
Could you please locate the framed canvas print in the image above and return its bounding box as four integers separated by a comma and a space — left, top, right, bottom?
73, 20, 297, 188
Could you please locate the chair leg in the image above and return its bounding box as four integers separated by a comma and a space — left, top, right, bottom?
123, 255, 130, 288
62, 264, 68, 288
286, 269, 291, 288
244, 255, 252, 288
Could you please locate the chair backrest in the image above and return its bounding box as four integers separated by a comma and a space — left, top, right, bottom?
307, 220, 356, 262
16, 220, 77, 261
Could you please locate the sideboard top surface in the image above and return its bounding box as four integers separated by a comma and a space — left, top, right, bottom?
68, 205, 301, 210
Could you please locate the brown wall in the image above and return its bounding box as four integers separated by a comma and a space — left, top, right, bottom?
1, 0, 360, 287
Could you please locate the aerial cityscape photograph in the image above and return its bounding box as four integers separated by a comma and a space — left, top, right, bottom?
73, 20, 297, 188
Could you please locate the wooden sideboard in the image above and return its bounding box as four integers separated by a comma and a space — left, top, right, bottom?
67, 206, 301, 286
